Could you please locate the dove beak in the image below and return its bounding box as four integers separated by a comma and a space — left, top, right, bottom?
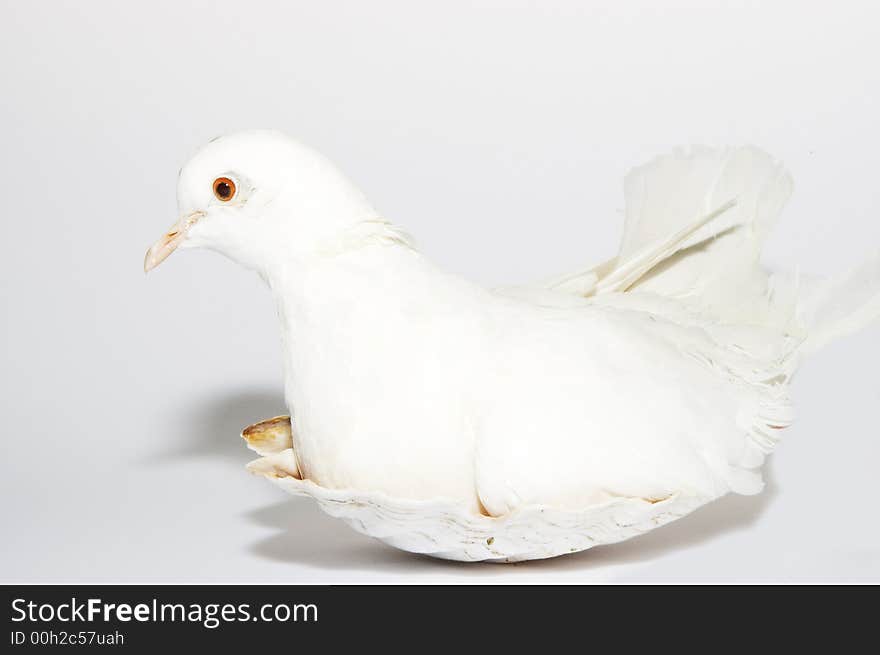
144, 211, 206, 273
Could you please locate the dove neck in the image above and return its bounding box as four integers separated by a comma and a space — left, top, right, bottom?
264, 233, 450, 365
266, 239, 436, 326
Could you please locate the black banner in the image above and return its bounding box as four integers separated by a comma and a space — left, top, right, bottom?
2, 585, 875, 650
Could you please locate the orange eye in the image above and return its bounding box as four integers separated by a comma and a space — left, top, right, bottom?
213, 177, 236, 201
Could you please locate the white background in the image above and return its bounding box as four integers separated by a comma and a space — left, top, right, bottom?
2, 0, 879, 583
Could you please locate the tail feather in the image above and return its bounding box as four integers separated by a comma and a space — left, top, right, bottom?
544, 145, 879, 360
796, 250, 880, 356
623, 147, 793, 323
619, 146, 880, 353
621, 146, 793, 261
544, 146, 796, 323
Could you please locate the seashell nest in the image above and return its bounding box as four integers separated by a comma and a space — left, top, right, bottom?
242, 416, 710, 562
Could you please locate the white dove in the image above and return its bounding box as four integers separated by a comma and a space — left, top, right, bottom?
145, 130, 880, 561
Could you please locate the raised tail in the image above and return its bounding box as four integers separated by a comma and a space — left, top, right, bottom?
621, 146, 795, 326
544, 145, 880, 357
620, 146, 880, 359
545, 146, 795, 324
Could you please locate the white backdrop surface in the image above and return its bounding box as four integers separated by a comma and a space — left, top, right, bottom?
1, 0, 878, 582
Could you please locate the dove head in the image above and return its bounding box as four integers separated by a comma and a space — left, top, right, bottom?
144, 130, 379, 274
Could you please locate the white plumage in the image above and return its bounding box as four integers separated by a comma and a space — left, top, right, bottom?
146, 130, 880, 561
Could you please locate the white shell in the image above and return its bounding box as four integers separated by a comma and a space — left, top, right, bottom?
242, 417, 712, 562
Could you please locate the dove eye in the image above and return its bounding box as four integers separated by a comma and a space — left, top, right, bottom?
213, 177, 236, 202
